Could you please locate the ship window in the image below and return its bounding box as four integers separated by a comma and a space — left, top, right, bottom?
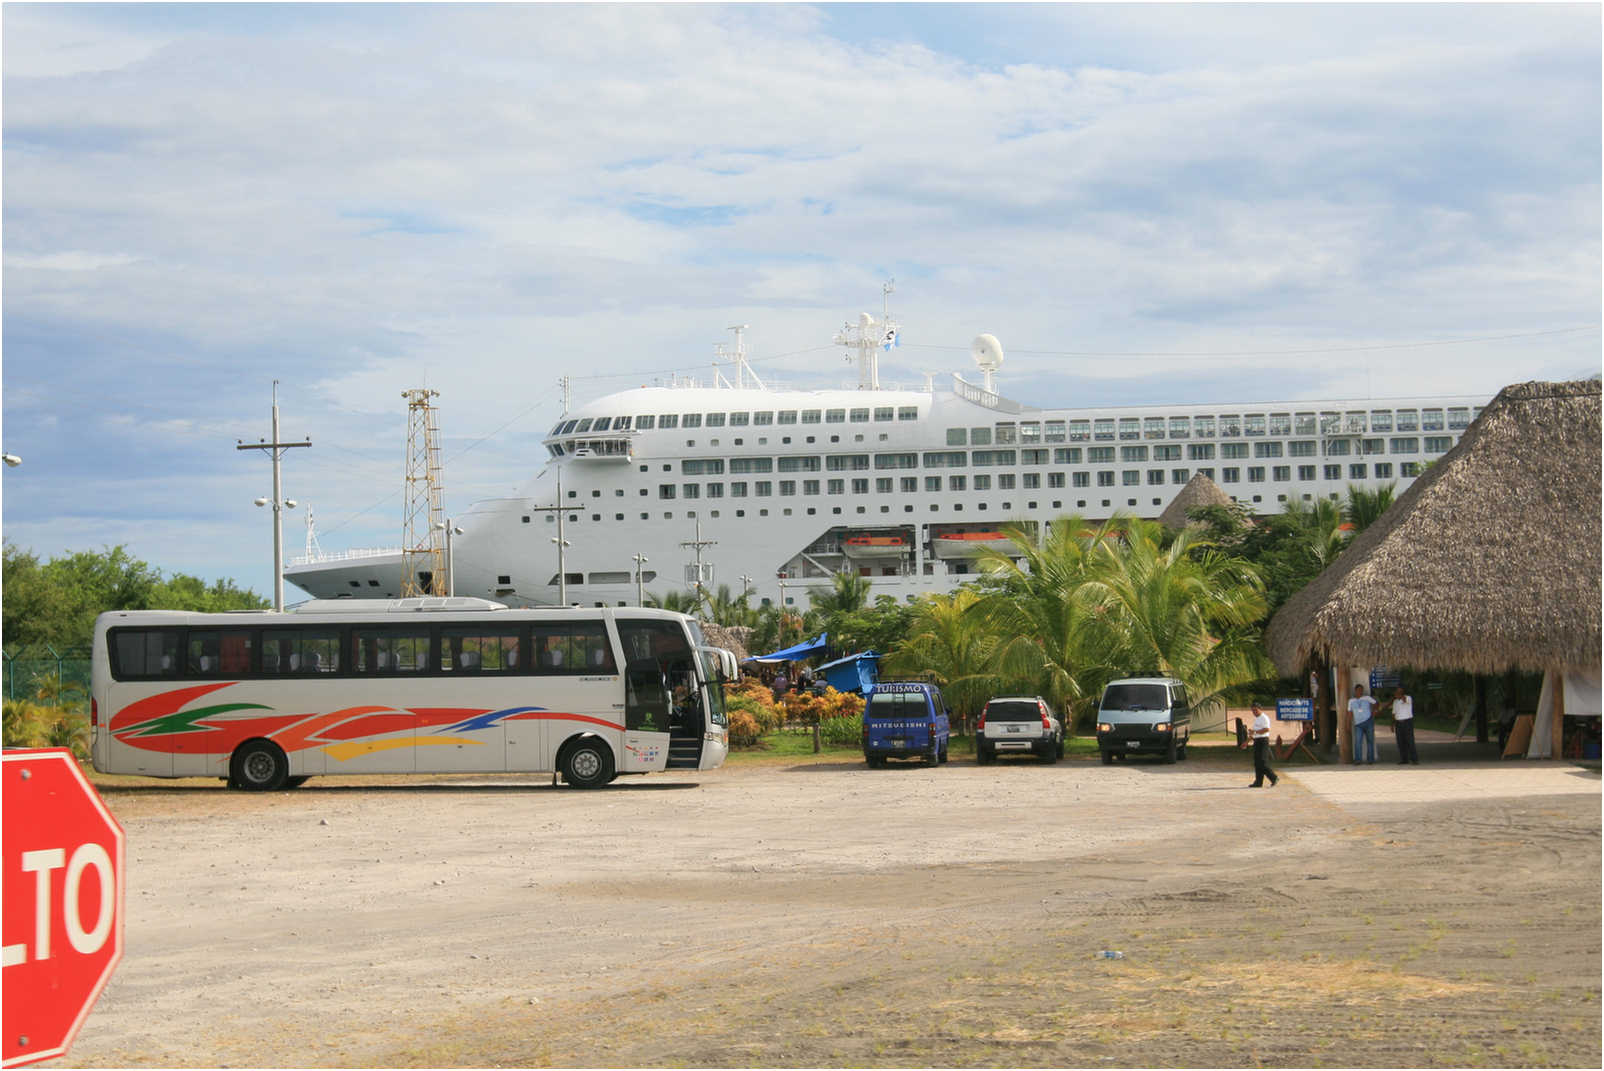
1093, 418, 1115, 441
974, 474, 992, 490
1218, 414, 1241, 437
1325, 440, 1350, 456
778, 456, 820, 472
923, 451, 967, 468
1447, 407, 1470, 430
1117, 418, 1140, 440
925, 476, 941, 492
1022, 473, 1039, 489
682, 413, 702, 428
755, 481, 772, 496
1221, 468, 1240, 483
826, 454, 869, 471
827, 479, 844, 494
1044, 420, 1066, 443
1069, 420, 1091, 442
777, 411, 797, 425
636, 415, 655, 430
659, 485, 676, 500
1072, 472, 1089, 488
1293, 412, 1316, 435
1055, 448, 1081, 464
779, 480, 797, 495
876, 452, 917, 469
874, 407, 894, 421
1360, 438, 1384, 455
802, 410, 822, 424
1020, 422, 1041, 443
949, 475, 967, 491
753, 411, 774, 426
658, 414, 678, 429
850, 408, 870, 422
1390, 437, 1419, 453
1048, 472, 1064, 488
1122, 470, 1140, 486
803, 480, 820, 495
969, 427, 992, 445
1148, 470, 1165, 485
900, 477, 917, 492
1088, 446, 1114, 463
998, 474, 1016, 490
731, 482, 748, 497
1424, 436, 1452, 453
898, 407, 918, 421
1022, 448, 1048, 465
727, 412, 748, 426
1154, 445, 1181, 461
1401, 462, 1421, 477
574, 418, 593, 433
947, 428, 966, 446
1168, 417, 1190, 439
1395, 409, 1419, 432
1349, 464, 1367, 479
1143, 417, 1165, 440
1121, 445, 1148, 462
1368, 410, 1392, 433
1254, 442, 1282, 458
1193, 416, 1215, 438
706, 412, 725, 427
1289, 441, 1315, 457
614, 416, 631, 430
1221, 443, 1248, 459
1243, 414, 1266, 436
1265, 413, 1289, 436
682, 459, 724, 475
994, 423, 1017, 444
730, 457, 771, 474
591, 417, 610, 432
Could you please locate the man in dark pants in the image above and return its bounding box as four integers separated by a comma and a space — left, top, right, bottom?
1249, 701, 1279, 788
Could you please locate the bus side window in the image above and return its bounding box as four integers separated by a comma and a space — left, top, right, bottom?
113, 629, 181, 679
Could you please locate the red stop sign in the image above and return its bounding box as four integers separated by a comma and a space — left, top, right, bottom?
2, 749, 125, 1068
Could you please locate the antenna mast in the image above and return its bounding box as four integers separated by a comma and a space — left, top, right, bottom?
401, 388, 444, 596
833, 278, 898, 390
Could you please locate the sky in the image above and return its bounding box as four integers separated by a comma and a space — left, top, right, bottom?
2, 2, 1599, 603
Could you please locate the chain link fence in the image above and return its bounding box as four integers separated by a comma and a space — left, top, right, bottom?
3, 646, 92, 706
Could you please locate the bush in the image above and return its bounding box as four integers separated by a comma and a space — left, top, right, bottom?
726, 708, 763, 748
817, 710, 863, 747
2, 699, 90, 760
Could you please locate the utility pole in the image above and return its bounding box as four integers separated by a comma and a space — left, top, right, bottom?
526, 472, 571, 605
680, 516, 717, 608
633, 553, 650, 606
237, 381, 311, 611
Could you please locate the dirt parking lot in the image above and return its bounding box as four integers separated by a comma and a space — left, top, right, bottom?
55, 743, 1602, 1068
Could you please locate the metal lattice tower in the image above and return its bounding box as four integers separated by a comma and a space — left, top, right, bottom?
401, 388, 444, 596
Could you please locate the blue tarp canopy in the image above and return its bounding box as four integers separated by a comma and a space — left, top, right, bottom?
744, 633, 828, 664
815, 650, 880, 695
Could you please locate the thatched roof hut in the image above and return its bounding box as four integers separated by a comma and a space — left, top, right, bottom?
1266, 379, 1601, 677
1157, 472, 1235, 530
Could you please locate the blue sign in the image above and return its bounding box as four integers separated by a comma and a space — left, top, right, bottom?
1277, 698, 1314, 722
1369, 666, 1401, 693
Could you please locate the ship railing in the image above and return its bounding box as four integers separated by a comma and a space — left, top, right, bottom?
952, 374, 1023, 414
287, 547, 400, 567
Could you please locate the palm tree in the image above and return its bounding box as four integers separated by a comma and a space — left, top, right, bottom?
703, 584, 759, 627
883, 589, 998, 730
1078, 518, 1270, 721
807, 571, 873, 617
1281, 496, 1348, 571
645, 590, 702, 615
970, 515, 1128, 726
1342, 482, 1397, 534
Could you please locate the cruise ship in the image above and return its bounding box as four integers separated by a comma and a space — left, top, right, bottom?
286, 297, 1490, 610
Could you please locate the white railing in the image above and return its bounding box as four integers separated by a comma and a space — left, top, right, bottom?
287, 547, 401, 567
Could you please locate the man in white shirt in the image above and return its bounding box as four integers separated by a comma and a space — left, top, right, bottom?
1348, 684, 1378, 765
1385, 686, 1419, 765
1248, 701, 1278, 788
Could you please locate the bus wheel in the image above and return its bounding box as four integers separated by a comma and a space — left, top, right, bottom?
561, 737, 614, 789
230, 740, 289, 791
284, 776, 311, 788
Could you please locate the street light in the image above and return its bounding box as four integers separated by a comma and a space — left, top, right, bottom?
633, 553, 650, 607
433, 519, 464, 596
254, 496, 298, 611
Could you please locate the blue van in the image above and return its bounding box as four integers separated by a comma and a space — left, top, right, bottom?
862, 680, 951, 767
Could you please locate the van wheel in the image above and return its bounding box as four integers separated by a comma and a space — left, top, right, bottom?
1100, 749, 1113, 766
939, 746, 949, 764
1165, 736, 1178, 764
561, 737, 614, 789
230, 739, 288, 792
1177, 740, 1188, 761
1040, 744, 1057, 765
923, 747, 939, 767
1057, 736, 1066, 759
976, 747, 992, 765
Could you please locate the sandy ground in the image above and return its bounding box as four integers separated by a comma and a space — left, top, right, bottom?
49, 737, 1601, 1069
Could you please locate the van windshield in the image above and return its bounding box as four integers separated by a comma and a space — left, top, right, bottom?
985, 700, 1041, 722
1102, 683, 1169, 712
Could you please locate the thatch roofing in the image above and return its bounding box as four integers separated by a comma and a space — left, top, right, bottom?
698, 622, 751, 664
1266, 379, 1601, 676
1158, 472, 1235, 530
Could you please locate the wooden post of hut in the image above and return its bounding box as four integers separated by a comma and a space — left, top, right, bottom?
1336, 664, 1353, 764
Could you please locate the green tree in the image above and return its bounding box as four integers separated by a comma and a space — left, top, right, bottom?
1342, 482, 1397, 534
970, 516, 1126, 726
1078, 518, 1271, 722
883, 589, 998, 728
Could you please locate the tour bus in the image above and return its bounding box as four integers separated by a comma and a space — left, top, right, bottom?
90, 598, 732, 790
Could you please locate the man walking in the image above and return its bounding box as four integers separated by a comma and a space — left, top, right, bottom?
1249, 701, 1278, 788
1349, 683, 1378, 765
1386, 686, 1420, 765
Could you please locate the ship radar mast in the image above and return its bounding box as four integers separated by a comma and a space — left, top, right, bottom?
713, 323, 766, 391
833, 278, 899, 390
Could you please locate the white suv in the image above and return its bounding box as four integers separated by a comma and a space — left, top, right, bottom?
976, 696, 1064, 764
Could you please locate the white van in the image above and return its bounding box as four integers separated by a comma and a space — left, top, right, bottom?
1096, 677, 1192, 765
